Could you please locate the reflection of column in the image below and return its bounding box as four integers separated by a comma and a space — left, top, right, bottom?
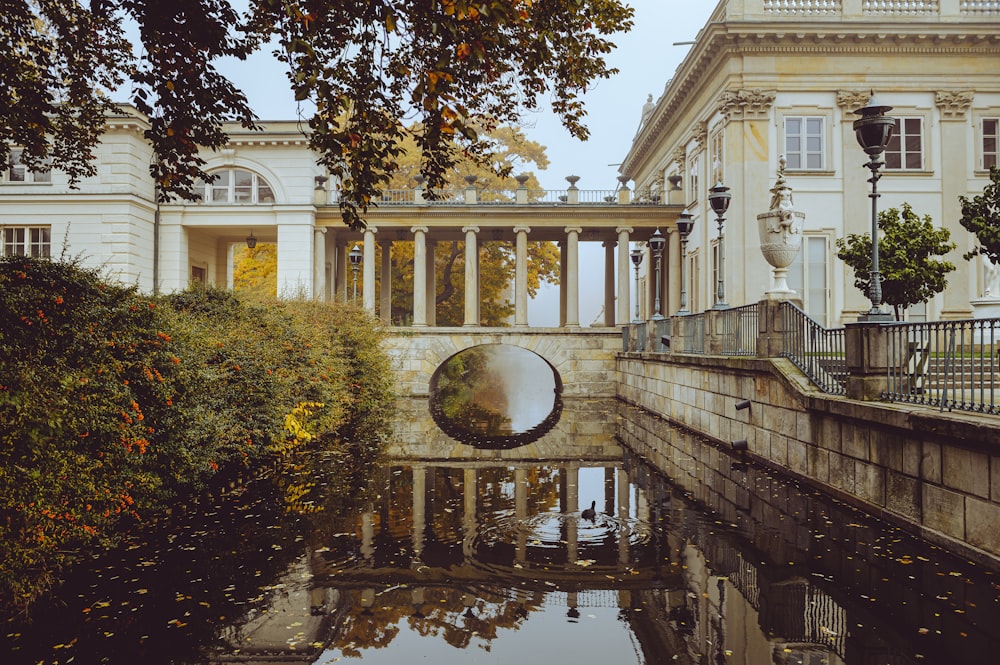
412, 226, 428, 326
605, 467, 616, 517
313, 228, 326, 300
362, 227, 377, 312
564, 227, 581, 327
463, 468, 477, 557
515, 467, 527, 564
514, 226, 531, 326
603, 240, 616, 326
616, 227, 633, 325
463, 226, 480, 326
380, 238, 392, 323
412, 465, 426, 560
617, 468, 631, 564
566, 466, 579, 563
426, 240, 437, 326
361, 510, 374, 564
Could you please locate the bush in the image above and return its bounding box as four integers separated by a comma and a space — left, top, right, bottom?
0, 258, 392, 609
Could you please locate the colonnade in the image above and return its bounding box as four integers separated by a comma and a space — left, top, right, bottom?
323, 222, 683, 328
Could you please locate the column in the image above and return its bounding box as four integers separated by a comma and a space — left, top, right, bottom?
514, 226, 531, 326
617, 467, 631, 564
515, 467, 527, 564
277, 220, 314, 298
426, 240, 437, 326
362, 227, 377, 313
335, 243, 347, 300
565, 466, 579, 563
380, 238, 392, 323
838, 90, 877, 318
668, 228, 682, 315
412, 226, 428, 326
463, 468, 477, 558
559, 242, 567, 326
313, 228, 326, 301
463, 226, 480, 326
616, 227, 633, 325
564, 227, 581, 327
937, 91, 975, 319
603, 240, 616, 326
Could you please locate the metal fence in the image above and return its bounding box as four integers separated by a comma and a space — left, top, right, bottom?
882, 318, 1000, 414
719, 304, 758, 356
682, 313, 706, 354
779, 302, 846, 395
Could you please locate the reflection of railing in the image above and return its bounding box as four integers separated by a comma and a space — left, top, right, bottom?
719, 304, 758, 356
779, 302, 846, 395
883, 318, 1000, 413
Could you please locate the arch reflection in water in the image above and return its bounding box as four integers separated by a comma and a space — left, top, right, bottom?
429, 344, 562, 449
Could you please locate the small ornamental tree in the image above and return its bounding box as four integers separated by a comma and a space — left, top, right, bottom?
958, 165, 1000, 262
836, 203, 956, 320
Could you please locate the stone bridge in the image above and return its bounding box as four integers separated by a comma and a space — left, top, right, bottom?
383, 327, 623, 398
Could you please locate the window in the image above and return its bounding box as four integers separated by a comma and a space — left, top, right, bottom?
688, 154, 699, 203
3, 149, 52, 184
885, 117, 923, 170
710, 131, 724, 185
3, 226, 51, 257
711, 240, 720, 306
784, 116, 825, 170
202, 168, 275, 204
983, 118, 998, 170
787, 235, 829, 325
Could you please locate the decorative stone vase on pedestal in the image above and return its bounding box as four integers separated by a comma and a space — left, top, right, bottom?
971, 255, 1000, 344
756, 157, 805, 299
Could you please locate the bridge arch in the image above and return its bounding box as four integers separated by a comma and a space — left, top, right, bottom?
383, 328, 622, 398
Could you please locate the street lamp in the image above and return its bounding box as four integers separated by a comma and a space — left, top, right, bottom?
245, 231, 257, 249
349, 243, 362, 302
630, 246, 643, 323
648, 228, 666, 320
676, 210, 695, 315
852, 93, 896, 321
708, 182, 732, 309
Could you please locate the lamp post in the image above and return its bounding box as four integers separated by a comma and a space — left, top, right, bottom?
676, 210, 695, 315
630, 246, 643, 323
708, 182, 732, 309
245, 231, 257, 249
852, 93, 896, 321
349, 243, 362, 302
648, 229, 666, 320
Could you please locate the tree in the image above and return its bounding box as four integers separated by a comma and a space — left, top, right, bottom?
233, 244, 278, 298
2, 1, 634, 229
958, 165, 1000, 262
836, 203, 956, 320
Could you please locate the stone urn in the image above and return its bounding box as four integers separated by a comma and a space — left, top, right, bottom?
756, 157, 805, 297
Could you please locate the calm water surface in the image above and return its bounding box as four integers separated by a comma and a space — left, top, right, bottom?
4, 385, 999, 663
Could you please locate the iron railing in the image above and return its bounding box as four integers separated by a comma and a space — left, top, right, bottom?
779, 302, 846, 395
682, 313, 707, 354
719, 304, 758, 356
882, 318, 1000, 414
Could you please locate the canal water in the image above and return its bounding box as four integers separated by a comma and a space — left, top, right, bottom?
3, 347, 999, 664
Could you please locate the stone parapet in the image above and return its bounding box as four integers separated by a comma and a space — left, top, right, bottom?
617, 351, 1000, 569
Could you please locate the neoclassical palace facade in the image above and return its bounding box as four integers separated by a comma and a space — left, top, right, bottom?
3, 0, 999, 329
622, 0, 1000, 325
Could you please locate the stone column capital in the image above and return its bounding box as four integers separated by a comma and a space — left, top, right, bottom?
513, 225, 531, 235
615, 226, 634, 235
564, 226, 583, 235
836, 89, 873, 113
936, 91, 974, 120
718, 88, 776, 121
365, 226, 378, 235
410, 225, 429, 234
462, 225, 480, 234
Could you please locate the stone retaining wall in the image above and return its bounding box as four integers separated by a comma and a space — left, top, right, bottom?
617, 352, 1000, 568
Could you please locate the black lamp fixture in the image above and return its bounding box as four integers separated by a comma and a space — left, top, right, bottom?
630, 246, 644, 323
853, 92, 896, 321
245, 231, 257, 249
648, 229, 666, 321
675, 209, 695, 315
708, 182, 732, 309
348, 243, 363, 302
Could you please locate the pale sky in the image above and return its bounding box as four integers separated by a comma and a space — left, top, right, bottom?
211, 2, 719, 325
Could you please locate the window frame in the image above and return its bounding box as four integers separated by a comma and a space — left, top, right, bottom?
884, 115, 926, 172
201, 167, 275, 204
710, 129, 725, 186
3, 149, 52, 184
786, 232, 832, 327
2, 226, 51, 258
687, 153, 700, 205
975, 112, 999, 172
778, 108, 833, 174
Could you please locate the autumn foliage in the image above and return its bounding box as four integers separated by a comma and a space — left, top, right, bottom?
0, 257, 392, 609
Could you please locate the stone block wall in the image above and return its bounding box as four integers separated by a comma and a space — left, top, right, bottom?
617, 352, 1000, 568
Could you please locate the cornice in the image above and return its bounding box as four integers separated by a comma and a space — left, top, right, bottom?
621, 20, 1000, 177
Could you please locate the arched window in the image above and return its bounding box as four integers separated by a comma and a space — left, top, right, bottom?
202, 168, 275, 204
